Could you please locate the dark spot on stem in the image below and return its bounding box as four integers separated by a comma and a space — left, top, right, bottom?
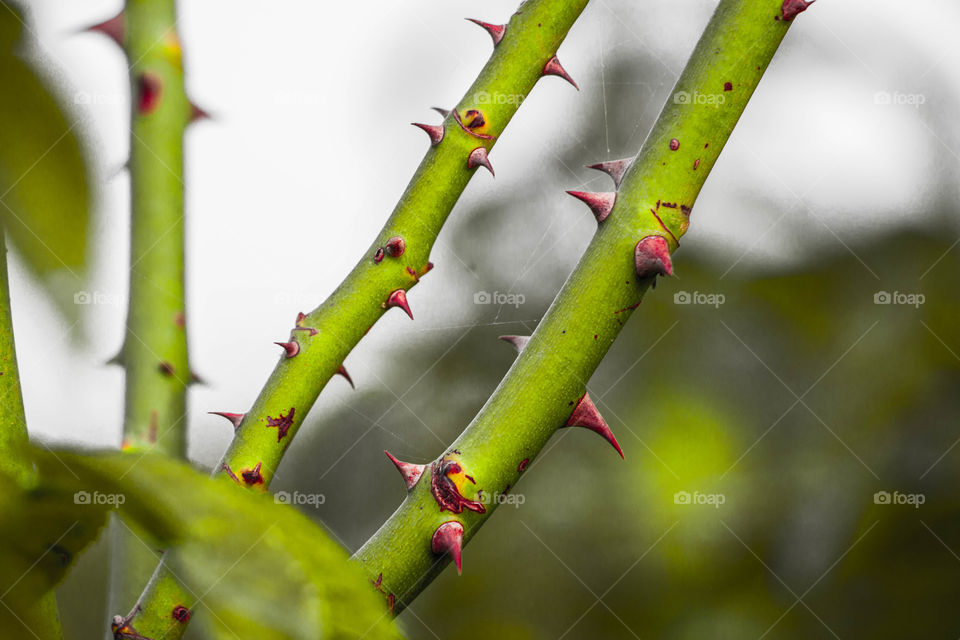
518, 458, 529, 473
723, 81, 733, 91
172, 606, 192, 623
669, 138, 680, 151
266, 408, 296, 442
430, 458, 486, 514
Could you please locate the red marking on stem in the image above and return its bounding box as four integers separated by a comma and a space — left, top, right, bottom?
158, 361, 175, 376
453, 109, 495, 139
518, 458, 529, 473
171, 606, 191, 623
136, 73, 162, 115
463, 109, 486, 129
266, 408, 295, 442
148, 410, 158, 444
384, 236, 406, 258
723, 81, 733, 91
374, 247, 385, 263
669, 138, 680, 151
680, 205, 692, 216
174, 311, 185, 328
693, 158, 701, 170
430, 459, 486, 514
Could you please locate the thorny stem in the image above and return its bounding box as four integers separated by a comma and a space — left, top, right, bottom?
353, 0, 814, 613
0, 228, 63, 638
102, 0, 196, 626
128, 0, 591, 636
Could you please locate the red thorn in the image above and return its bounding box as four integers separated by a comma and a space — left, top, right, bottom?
779, 0, 814, 21
274, 340, 300, 358
634, 235, 674, 279
467, 147, 494, 176
189, 102, 211, 123
566, 191, 616, 223
384, 236, 406, 258
384, 451, 426, 490
385, 289, 413, 319
498, 335, 530, 353
466, 18, 506, 46
296, 312, 307, 324
292, 326, 319, 337
431, 521, 464, 574
337, 365, 355, 389
586, 157, 633, 188
543, 55, 579, 90
209, 412, 244, 430
86, 12, 125, 46
412, 122, 444, 146
136, 72, 162, 115
565, 393, 623, 458
432, 107, 450, 118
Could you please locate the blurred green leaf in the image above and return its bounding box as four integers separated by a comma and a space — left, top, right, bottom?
1, 449, 402, 639
0, 2, 90, 302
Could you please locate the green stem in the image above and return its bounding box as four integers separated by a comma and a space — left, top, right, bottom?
127, 0, 590, 636
107, 0, 193, 622
352, 0, 811, 612
0, 228, 62, 638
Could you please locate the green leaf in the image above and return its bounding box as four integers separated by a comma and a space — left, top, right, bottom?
1, 449, 402, 639
0, 3, 91, 297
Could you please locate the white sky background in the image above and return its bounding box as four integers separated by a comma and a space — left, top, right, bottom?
14, 0, 960, 466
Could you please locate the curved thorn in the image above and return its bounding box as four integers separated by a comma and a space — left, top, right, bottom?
337, 365, 355, 389
467, 147, 494, 176
566, 191, 616, 223
386, 289, 413, 320
634, 236, 674, 279
412, 122, 444, 146
586, 157, 634, 189
384, 451, 426, 490
274, 340, 300, 358
85, 12, 125, 46
542, 55, 579, 90
209, 412, 244, 430
431, 521, 464, 574
564, 393, 623, 458
432, 106, 450, 118
498, 335, 531, 353
466, 18, 506, 46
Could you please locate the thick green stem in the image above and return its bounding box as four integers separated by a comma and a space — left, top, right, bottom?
108, 0, 192, 624
353, 0, 810, 612
0, 228, 62, 638
128, 0, 590, 636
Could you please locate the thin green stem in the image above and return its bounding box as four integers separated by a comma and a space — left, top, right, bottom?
353, 0, 811, 612
108, 0, 193, 622
128, 0, 590, 636
0, 228, 62, 638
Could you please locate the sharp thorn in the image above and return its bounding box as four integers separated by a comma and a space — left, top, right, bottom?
85, 12, 125, 46
385, 289, 414, 320
565, 393, 623, 458
337, 365, 355, 389
498, 335, 531, 353
412, 122, 444, 146
431, 521, 464, 574
384, 450, 426, 490
634, 236, 674, 279
209, 412, 244, 430
467, 147, 494, 176
466, 18, 506, 46
543, 55, 579, 90
274, 340, 300, 358
566, 191, 616, 223
432, 107, 450, 118
189, 102, 211, 123
586, 157, 634, 189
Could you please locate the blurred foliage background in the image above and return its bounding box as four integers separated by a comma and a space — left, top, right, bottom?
4, 0, 959, 638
